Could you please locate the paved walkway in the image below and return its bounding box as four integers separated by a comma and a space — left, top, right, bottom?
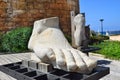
90, 53, 120, 80
0, 53, 31, 80
0, 52, 119, 80
110, 35, 120, 41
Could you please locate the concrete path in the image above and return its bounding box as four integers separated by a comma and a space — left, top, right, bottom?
90, 53, 120, 80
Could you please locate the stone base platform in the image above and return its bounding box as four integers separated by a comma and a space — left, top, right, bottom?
0, 60, 109, 80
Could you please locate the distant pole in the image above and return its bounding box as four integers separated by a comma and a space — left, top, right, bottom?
100, 19, 104, 35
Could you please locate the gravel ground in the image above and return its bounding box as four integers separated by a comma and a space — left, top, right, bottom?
90, 53, 120, 80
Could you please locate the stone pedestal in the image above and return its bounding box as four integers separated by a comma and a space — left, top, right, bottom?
22, 60, 53, 73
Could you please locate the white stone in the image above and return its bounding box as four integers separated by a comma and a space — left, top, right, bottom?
22, 60, 29, 67
38, 62, 53, 73
73, 14, 86, 47
28, 17, 97, 73
29, 60, 38, 69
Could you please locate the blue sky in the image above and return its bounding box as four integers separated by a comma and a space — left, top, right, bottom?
80, 0, 120, 32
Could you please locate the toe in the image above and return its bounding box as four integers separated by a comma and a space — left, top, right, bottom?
71, 49, 88, 73
62, 49, 77, 71
53, 49, 66, 70
53, 49, 66, 66
77, 50, 97, 72
34, 47, 56, 65
45, 48, 56, 67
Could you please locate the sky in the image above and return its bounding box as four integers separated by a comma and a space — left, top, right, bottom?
80, 0, 120, 32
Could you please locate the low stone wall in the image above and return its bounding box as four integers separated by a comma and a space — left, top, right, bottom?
0, 0, 79, 35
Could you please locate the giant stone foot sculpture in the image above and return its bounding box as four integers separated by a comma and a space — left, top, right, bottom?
28, 17, 97, 73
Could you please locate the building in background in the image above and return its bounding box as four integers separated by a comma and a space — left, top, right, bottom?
0, 0, 79, 35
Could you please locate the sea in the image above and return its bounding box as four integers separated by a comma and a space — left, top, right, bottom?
98, 30, 120, 36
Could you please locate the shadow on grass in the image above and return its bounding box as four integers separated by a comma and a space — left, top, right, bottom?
97, 60, 111, 65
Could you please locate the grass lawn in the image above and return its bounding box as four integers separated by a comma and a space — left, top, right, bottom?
92, 40, 120, 60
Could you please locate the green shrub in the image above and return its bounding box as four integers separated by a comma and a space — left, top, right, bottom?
90, 35, 109, 44
90, 36, 102, 44
1, 27, 32, 53
99, 35, 109, 40
90, 30, 97, 36
92, 41, 120, 60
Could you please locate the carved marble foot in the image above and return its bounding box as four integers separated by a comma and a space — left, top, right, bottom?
33, 47, 96, 73
28, 17, 97, 73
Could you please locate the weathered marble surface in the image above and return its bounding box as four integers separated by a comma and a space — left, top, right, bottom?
28, 17, 97, 73
73, 13, 87, 48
